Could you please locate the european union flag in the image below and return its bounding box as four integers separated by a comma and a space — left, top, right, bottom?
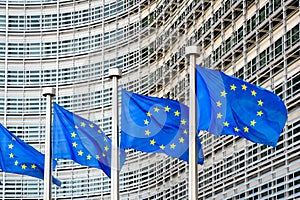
52, 103, 126, 178
196, 65, 287, 147
0, 124, 61, 186
120, 89, 204, 164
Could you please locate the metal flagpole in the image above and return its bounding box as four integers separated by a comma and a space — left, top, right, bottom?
186, 46, 200, 200
42, 87, 56, 200
109, 68, 122, 200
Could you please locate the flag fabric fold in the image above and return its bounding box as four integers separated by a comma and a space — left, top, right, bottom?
52, 103, 126, 178
196, 65, 287, 147
0, 124, 61, 186
120, 89, 204, 164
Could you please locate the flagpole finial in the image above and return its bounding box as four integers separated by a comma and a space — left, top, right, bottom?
42, 87, 56, 97
186, 46, 200, 58
109, 68, 122, 79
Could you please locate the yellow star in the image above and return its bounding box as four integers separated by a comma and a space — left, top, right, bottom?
160, 145, 165, 150
21, 164, 27, 170
181, 119, 187, 125
14, 160, 18, 166
146, 111, 152, 117
164, 106, 170, 112
87, 154, 92, 160
251, 90, 257, 96
144, 119, 149, 125
179, 137, 184, 143
102, 153, 106, 157
230, 84, 237, 91
258, 100, 264, 106
216, 101, 222, 107
170, 143, 176, 149
217, 113, 222, 119
221, 90, 227, 97
183, 129, 188, 134
78, 150, 83, 156
9, 153, 14, 158
104, 137, 108, 142
98, 129, 101, 133
234, 127, 240, 132
154, 107, 160, 112
71, 132, 77, 138
89, 124, 94, 128
150, 139, 156, 145
223, 121, 229, 127
244, 126, 249, 132
250, 120, 256, 126
72, 142, 78, 147
145, 130, 151, 136
174, 110, 180, 116
81, 122, 86, 127
257, 110, 263, 116
75, 125, 79, 129
242, 84, 247, 90
31, 164, 36, 169
96, 155, 100, 160
104, 146, 109, 151
8, 144, 13, 149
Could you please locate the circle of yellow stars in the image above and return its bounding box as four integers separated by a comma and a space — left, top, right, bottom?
216, 83, 264, 134
143, 105, 188, 151
72, 122, 109, 161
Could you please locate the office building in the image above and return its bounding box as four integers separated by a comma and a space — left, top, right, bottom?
0, 0, 299, 199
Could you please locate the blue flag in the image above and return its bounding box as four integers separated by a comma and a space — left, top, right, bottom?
52, 103, 126, 178
0, 124, 61, 186
120, 89, 204, 164
196, 65, 287, 147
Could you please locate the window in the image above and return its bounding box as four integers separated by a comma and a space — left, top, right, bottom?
214, 46, 222, 62
259, 51, 266, 68
274, 38, 282, 57
259, 6, 266, 23
225, 38, 231, 53
237, 27, 243, 42
214, 8, 222, 23
273, 0, 281, 10
0, 15, 6, 28
204, 18, 211, 32
224, 0, 231, 12
291, 25, 300, 46
235, 67, 244, 79
286, 73, 300, 97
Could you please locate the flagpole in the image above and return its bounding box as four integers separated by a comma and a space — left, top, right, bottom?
42, 87, 56, 200
186, 46, 200, 200
109, 68, 122, 200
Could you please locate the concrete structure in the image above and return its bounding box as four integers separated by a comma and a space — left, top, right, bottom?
0, 0, 299, 199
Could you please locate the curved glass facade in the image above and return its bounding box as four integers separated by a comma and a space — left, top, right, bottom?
0, 0, 299, 199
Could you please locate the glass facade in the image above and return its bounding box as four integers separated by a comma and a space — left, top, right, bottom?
0, 0, 299, 199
